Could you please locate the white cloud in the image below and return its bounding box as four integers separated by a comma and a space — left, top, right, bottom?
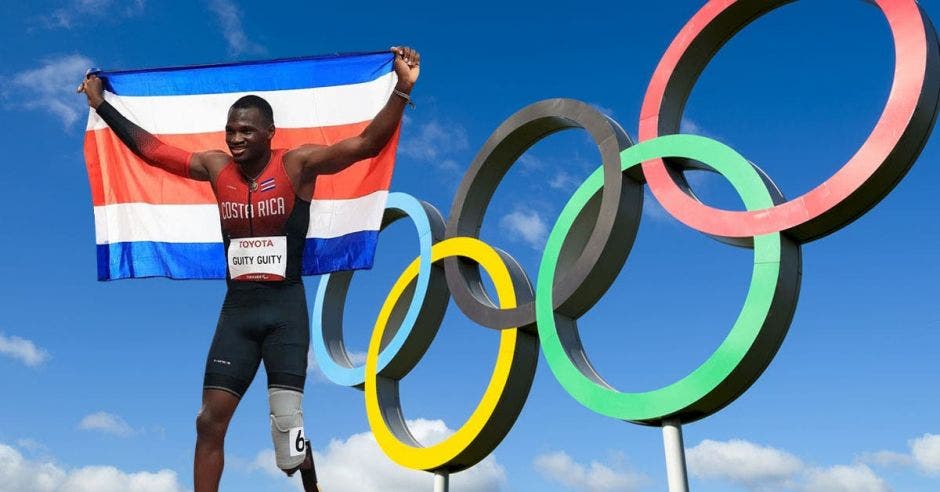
0, 442, 184, 492
15, 439, 46, 454
517, 153, 544, 172
6, 54, 94, 128
549, 171, 580, 191
40, 0, 145, 29
207, 0, 265, 56
306, 349, 327, 382
589, 103, 615, 117
802, 464, 889, 492
307, 348, 366, 384
533, 451, 646, 492
499, 208, 548, 249
858, 450, 913, 468
0, 332, 50, 367
679, 116, 732, 149
347, 351, 367, 365
688, 438, 803, 488
688, 438, 898, 491
679, 117, 704, 135
78, 411, 136, 437
0, 444, 66, 492
245, 419, 506, 491
860, 433, 940, 476
910, 433, 940, 474
440, 158, 461, 172
399, 119, 469, 172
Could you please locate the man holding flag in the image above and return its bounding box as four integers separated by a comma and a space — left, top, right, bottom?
78, 46, 421, 491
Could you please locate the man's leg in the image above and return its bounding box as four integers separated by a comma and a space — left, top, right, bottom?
194, 388, 240, 492
198, 287, 263, 491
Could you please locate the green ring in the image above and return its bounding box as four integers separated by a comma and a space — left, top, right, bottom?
536, 134, 800, 424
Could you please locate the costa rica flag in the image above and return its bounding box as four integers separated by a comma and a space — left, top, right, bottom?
83, 52, 400, 280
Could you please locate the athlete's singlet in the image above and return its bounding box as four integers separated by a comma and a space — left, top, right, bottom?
205, 149, 311, 398
214, 149, 310, 283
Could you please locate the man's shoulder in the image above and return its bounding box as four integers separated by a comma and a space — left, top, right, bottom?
194, 150, 233, 182
283, 144, 327, 166
197, 150, 232, 166
284, 144, 325, 155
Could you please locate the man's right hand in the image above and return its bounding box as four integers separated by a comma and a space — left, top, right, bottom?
77, 73, 105, 109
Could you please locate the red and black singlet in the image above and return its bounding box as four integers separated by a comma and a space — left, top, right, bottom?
206, 149, 312, 397
214, 149, 310, 282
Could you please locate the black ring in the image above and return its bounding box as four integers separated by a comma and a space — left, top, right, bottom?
445, 98, 641, 329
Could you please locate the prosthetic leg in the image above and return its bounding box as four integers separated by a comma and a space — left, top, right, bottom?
269, 388, 319, 491
298, 440, 318, 491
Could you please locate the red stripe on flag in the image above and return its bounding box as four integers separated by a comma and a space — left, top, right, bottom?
84, 122, 399, 206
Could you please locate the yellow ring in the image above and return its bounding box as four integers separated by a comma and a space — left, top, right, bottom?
364, 237, 534, 471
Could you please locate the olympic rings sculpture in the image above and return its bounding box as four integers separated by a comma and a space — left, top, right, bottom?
313, 0, 939, 474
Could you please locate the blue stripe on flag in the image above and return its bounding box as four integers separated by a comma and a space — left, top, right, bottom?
99, 52, 394, 97
98, 231, 379, 280
301, 230, 379, 275
98, 242, 226, 280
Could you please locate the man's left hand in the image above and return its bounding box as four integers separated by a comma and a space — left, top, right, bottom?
390, 46, 420, 91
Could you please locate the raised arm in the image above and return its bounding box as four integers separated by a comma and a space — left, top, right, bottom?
284, 46, 421, 178
78, 74, 227, 181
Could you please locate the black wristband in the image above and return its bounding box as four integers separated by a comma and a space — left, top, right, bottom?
94, 99, 117, 120
94, 100, 146, 156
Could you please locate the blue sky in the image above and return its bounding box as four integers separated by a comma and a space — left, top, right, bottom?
1, 0, 939, 491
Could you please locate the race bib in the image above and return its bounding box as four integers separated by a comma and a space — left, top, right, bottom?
289, 427, 306, 457
227, 236, 287, 281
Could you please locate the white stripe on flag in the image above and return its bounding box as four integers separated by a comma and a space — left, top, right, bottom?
308, 190, 387, 239
93, 192, 389, 244
86, 72, 397, 134
94, 204, 222, 244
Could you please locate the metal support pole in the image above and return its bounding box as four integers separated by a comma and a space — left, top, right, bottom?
662, 418, 690, 492
433, 472, 449, 492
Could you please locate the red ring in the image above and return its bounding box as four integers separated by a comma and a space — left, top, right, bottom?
639, 0, 939, 242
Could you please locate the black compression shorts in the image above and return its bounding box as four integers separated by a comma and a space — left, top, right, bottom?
203, 281, 309, 398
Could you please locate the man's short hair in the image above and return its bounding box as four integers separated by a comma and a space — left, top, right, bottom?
230, 95, 274, 126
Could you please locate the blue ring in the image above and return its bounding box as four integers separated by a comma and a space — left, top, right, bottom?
311, 192, 440, 387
